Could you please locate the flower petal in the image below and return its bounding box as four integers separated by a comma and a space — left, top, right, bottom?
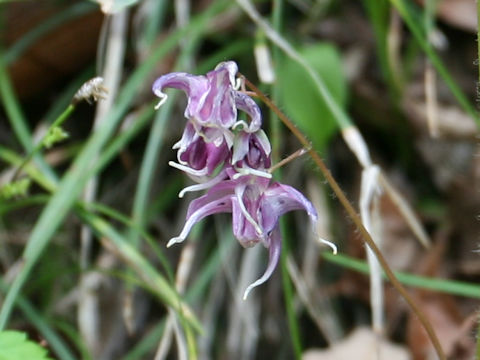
234, 91, 262, 132
234, 182, 264, 238
264, 183, 318, 221
168, 191, 233, 247
152, 72, 208, 115
178, 168, 229, 198
197, 62, 238, 128
243, 226, 282, 300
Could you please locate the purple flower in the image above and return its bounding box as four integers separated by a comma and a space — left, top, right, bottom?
152, 61, 262, 135
167, 176, 318, 299
169, 122, 230, 182
231, 129, 272, 179
152, 61, 337, 299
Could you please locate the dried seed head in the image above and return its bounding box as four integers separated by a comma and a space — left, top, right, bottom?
72, 77, 108, 105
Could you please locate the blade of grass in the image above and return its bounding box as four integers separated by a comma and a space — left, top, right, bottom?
75, 208, 202, 332
0, 0, 230, 330
364, 0, 402, 96
129, 95, 176, 246
0, 144, 196, 332
322, 252, 480, 299
122, 321, 166, 360
0, 194, 50, 215
0, 145, 56, 192
389, 0, 480, 128
0, 57, 56, 182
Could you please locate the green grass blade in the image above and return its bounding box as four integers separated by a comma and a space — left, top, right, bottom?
322, 252, 480, 299
76, 208, 202, 332
389, 0, 480, 127
129, 97, 175, 245
0, 0, 230, 330
0, 60, 32, 152
364, 0, 402, 96
0, 57, 57, 183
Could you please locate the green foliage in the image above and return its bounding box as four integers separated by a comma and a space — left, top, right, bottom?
278, 43, 347, 152
0, 178, 31, 200
0, 331, 53, 360
42, 127, 69, 149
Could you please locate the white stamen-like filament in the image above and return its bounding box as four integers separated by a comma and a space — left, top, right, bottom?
168, 161, 208, 177
318, 237, 337, 255
154, 92, 168, 110
235, 186, 264, 237
167, 237, 184, 248
232, 167, 272, 180
178, 172, 226, 198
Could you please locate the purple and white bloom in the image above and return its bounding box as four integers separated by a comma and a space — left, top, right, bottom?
231, 129, 272, 179
167, 175, 319, 299
153, 61, 337, 300
169, 122, 230, 183
152, 61, 262, 136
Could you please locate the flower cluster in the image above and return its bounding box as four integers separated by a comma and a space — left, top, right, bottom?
153, 61, 334, 299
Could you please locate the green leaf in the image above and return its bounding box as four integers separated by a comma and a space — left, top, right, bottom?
278, 43, 347, 152
0, 331, 53, 360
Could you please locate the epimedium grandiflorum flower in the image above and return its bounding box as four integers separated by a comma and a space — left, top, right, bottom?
152, 61, 262, 138
166, 175, 330, 299
153, 61, 336, 299
231, 129, 272, 180
169, 122, 231, 198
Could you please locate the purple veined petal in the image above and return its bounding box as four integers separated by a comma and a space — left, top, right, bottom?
196, 62, 238, 128
250, 129, 271, 163
231, 131, 250, 165
234, 182, 264, 238
185, 179, 238, 218
243, 226, 282, 300
205, 141, 229, 174
231, 197, 261, 248
264, 182, 318, 223
231, 130, 272, 179
152, 72, 209, 113
173, 122, 197, 152
178, 168, 229, 198
214, 61, 238, 87
233, 91, 262, 132
173, 133, 230, 183
178, 135, 227, 173
167, 192, 234, 248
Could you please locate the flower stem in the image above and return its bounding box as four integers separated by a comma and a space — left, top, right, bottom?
11, 104, 76, 182
241, 74, 446, 360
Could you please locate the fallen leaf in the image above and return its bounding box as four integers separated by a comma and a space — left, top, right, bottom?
303, 327, 411, 360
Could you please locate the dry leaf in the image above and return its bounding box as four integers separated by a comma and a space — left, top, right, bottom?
303, 327, 411, 360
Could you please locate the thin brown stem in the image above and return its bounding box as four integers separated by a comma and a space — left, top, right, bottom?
240, 74, 446, 360
268, 147, 309, 173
